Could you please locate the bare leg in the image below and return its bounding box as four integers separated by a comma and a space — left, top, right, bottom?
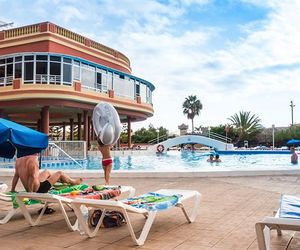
46, 171, 82, 186
98, 145, 112, 184
38, 170, 51, 182
103, 165, 112, 185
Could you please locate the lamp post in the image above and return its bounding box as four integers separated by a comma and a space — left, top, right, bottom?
290, 101, 295, 126
156, 129, 159, 144
208, 126, 211, 138
272, 124, 275, 150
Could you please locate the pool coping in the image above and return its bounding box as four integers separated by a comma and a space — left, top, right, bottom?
1, 168, 300, 178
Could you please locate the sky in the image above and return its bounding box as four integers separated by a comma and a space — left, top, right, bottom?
1, 0, 300, 134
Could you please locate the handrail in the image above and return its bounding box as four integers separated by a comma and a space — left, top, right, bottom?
47, 142, 83, 168
148, 134, 168, 145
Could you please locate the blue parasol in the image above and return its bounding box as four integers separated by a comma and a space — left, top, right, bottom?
287, 139, 300, 146
0, 118, 48, 159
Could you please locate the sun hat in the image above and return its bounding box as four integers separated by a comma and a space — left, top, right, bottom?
92, 102, 122, 145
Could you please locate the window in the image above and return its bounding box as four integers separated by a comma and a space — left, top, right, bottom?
15, 56, 22, 62
24, 55, 34, 61
73, 60, 80, 80
15, 63, 22, 78
36, 62, 48, 74
24, 62, 34, 82
135, 82, 140, 96
50, 62, 61, 75
63, 63, 72, 83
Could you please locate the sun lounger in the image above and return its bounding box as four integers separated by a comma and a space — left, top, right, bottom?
16, 185, 135, 231
255, 195, 300, 250
0, 183, 46, 224
72, 189, 201, 246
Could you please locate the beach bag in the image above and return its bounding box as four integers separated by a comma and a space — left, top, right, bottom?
89, 209, 125, 228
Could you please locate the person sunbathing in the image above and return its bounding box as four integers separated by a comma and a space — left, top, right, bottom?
10, 154, 82, 193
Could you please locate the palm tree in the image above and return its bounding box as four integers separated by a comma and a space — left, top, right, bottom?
182, 95, 203, 133
228, 111, 262, 143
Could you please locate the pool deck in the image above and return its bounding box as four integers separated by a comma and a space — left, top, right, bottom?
1, 175, 300, 249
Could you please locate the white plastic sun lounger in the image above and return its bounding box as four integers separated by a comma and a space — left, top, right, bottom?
0, 192, 23, 224
255, 195, 300, 250
0, 184, 47, 224
16, 185, 135, 231
72, 189, 201, 246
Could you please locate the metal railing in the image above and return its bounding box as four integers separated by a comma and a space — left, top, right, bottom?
0, 76, 13, 86
148, 134, 169, 145
189, 131, 232, 143
46, 140, 86, 159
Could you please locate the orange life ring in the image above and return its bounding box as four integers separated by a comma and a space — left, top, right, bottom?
157, 144, 165, 153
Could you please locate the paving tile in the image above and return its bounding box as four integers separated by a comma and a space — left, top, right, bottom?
2, 175, 300, 249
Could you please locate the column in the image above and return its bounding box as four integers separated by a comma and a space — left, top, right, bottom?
70, 118, 74, 140
62, 122, 66, 141
127, 116, 131, 148
83, 110, 88, 143
77, 113, 82, 140
88, 116, 91, 149
41, 106, 49, 134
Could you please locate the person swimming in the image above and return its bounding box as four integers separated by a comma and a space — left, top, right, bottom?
214, 154, 222, 162
207, 154, 214, 162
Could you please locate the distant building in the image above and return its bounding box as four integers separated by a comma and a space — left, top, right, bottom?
178, 123, 188, 136
0, 22, 155, 148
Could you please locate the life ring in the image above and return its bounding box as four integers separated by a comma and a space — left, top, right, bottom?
157, 144, 165, 153
92, 102, 122, 145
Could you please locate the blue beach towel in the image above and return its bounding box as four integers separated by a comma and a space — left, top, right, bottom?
279, 195, 300, 219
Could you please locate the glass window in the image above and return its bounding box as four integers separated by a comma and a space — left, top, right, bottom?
0, 66, 4, 77
0, 59, 5, 65
74, 60, 80, 66
50, 62, 61, 75
81, 66, 95, 89
140, 83, 147, 103
6, 64, 13, 76
50, 56, 61, 62
96, 72, 101, 84
15, 56, 22, 62
15, 63, 22, 78
36, 55, 48, 61
63, 58, 72, 63
36, 62, 48, 74
135, 82, 140, 96
24, 55, 34, 61
63, 63, 72, 83
6, 58, 13, 63
24, 62, 34, 81
73, 65, 80, 80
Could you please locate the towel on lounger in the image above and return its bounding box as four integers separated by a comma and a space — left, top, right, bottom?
279, 195, 300, 219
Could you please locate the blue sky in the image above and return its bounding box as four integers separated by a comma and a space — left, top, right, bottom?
1, 0, 300, 134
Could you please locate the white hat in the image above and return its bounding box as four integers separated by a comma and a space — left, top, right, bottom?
92, 102, 122, 145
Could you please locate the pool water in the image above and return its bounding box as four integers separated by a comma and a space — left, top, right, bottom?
0, 151, 297, 171
86, 151, 297, 171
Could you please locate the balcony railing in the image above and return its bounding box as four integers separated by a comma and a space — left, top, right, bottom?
0, 76, 13, 86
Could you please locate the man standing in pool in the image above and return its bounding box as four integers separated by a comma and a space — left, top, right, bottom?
93, 102, 122, 185
291, 147, 298, 164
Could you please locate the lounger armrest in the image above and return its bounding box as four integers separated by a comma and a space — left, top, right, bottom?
262, 216, 300, 227
16, 192, 72, 203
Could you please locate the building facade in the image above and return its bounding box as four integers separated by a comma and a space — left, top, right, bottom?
0, 22, 155, 148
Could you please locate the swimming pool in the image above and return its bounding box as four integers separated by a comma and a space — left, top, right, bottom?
53, 151, 298, 171
1, 151, 297, 172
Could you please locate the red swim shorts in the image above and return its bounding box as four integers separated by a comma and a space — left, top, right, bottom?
102, 158, 113, 167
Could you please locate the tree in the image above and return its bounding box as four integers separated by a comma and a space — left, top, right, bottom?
132, 124, 169, 143
228, 111, 262, 144
182, 95, 203, 133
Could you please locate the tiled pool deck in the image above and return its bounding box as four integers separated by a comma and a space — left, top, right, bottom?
1, 175, 300, 249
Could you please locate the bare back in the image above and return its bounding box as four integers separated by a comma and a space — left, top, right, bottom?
15, 155, 40, 192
